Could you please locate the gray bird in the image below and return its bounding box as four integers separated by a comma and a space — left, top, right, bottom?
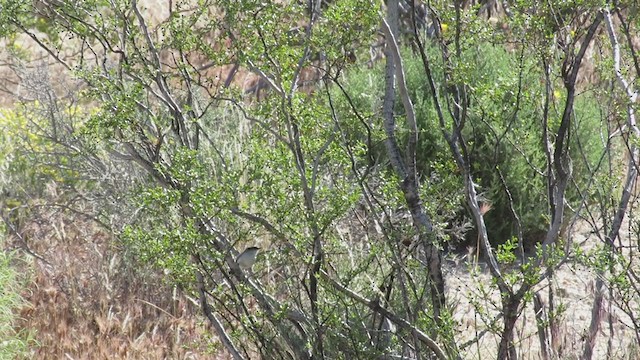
236, 246, 260, 270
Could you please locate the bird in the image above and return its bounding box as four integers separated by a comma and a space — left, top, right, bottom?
236, 246, 260, 270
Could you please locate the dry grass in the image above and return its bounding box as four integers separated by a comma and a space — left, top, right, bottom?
446, 221, 640, 360
9, 194, 223, 359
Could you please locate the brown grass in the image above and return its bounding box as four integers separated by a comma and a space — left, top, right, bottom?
10, 195, 222, 359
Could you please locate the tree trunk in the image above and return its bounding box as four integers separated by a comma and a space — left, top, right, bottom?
498, 297, 520, 360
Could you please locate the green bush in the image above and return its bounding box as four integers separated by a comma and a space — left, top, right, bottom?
335, 43, 607, 248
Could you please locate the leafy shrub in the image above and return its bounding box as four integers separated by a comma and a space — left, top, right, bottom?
335, 43, 607, 248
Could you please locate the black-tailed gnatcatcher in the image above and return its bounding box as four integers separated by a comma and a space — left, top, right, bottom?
236, 246, 260, 270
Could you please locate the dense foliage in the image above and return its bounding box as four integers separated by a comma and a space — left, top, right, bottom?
2, 0, 640, 359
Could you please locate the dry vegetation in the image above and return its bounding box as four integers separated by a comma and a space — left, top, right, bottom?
7, 189, 220, 359
446, 221, 640, 360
